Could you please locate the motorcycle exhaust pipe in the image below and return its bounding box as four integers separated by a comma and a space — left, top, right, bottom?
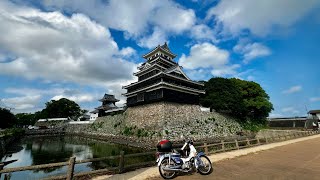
162, 167, 182, 172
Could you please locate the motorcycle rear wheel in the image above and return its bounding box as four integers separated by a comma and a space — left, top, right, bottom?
197, 155, 213, 175
159, 157, 177, 179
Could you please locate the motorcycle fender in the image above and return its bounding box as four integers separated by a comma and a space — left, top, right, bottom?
157, 154, 172, 166
157, 155, 165, 166
195, 152, 206, 169
197, 151, 206, 157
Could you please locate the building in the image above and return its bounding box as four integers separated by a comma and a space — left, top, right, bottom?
35, 118, 70, 129
308, 109, 320, 120
307, 110, 320, 129
123, 43, 205, 106
90, 94, 122, 118
267, 117, 307, 128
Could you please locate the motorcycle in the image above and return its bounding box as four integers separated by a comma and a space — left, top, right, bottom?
156, 139, 213, 179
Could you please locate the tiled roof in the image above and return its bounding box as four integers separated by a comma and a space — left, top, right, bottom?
99, 94, 119, 102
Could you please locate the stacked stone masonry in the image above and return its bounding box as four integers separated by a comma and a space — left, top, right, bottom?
74, 102, 243, 144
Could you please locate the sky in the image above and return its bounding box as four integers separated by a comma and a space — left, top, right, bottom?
0, 0, 320, 117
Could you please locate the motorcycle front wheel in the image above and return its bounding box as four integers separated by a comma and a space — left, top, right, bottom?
159, 157, 177, 179
197, 155, 213, 175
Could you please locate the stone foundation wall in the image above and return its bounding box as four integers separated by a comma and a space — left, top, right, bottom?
124, 102, 204, 129
82, 102, 243, 143
255, 129, 311, 139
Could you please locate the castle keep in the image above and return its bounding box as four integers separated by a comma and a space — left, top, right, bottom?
88, 43, 242, 142
123, 43, 205, 106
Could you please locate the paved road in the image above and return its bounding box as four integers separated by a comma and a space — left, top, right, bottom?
149, 136, 320, 180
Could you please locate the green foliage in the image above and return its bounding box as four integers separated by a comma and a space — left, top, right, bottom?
0, 128, 25, 137
230, 78, 273, 121
91, 122, 103, 131
15, 113, 39, 126
241, 121, 267, 132
42, 98, 82, 119
201, 77, 273, 123
0, 108, 16, 129
165, 130, 169, 135
123, 126, 134, 136
201, 77, 243, 113
136, 129, 148, 137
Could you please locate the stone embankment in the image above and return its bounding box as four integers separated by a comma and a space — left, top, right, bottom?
25, 129, 65, 136
255, 129, 313, 139
65, 102, 243, 146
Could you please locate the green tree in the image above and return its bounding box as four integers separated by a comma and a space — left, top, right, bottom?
230, 78, 273, 121
200, 77, 243, 113
201, 77, 273, 122
0, 108, 16, 128
42, 98, 82, 119
15, 113, 38, 126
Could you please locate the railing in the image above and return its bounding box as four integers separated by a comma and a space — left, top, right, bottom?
199, 130, 319, 155
0, 130, 318, 179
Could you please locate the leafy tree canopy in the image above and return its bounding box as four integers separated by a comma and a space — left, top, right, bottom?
42, 98, 82, 119
0, 107, 16, 129
15, 113, 38, 126
200, 77, 273, 122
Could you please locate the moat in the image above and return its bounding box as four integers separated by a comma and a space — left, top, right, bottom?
1, 136, 153, 180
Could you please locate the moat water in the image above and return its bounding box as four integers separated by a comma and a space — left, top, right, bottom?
1, 136, 154, 180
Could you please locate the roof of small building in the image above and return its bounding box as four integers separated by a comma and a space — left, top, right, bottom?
99, 94, 119, 102
90, 109, 99, 113
308, 110, 320, 114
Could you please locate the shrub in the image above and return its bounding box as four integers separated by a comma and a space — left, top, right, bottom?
123, 126, 134, 136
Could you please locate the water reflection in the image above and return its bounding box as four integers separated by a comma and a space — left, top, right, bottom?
1, 136, 153, 180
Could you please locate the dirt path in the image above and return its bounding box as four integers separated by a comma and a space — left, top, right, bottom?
93, 134, 320, 180
149, 136, 320, 180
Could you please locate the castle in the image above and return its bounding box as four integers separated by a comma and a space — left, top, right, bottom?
123, 43, 205, 106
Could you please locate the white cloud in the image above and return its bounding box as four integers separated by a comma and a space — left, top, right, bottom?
310, 97, 320, 102
5, 87, 65, 96
211, 64, 240, 76
150, 3, 195, 34
179, 43, 240, 77
118, 47, 136, 58
42, 0, 196, 47
2, 95, 41, 111
51, 94, 95, 103
138, 27, 168, 49
190, 24, 217, 42
281, 107, 299, 114
282, 86, 302, 94
206, 0, 320, 36
0, 0, 137, 87
179, 43, 229, 69
233, 40, 271, 63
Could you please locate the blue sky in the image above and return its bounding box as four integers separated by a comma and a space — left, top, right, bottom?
0, 0, 319, 117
